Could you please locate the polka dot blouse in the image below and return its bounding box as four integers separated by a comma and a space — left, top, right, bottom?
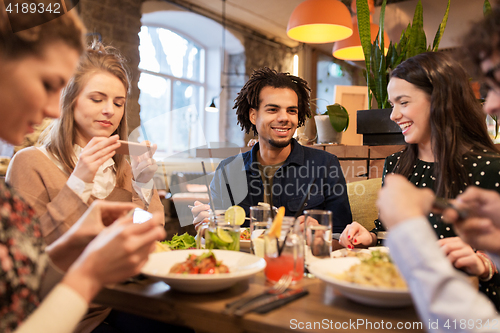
374, 150, 500, 311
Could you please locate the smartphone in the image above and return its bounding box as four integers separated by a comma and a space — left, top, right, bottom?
131, 208, 153, 224
115, 140, 151, 156
433, 197, 468, 220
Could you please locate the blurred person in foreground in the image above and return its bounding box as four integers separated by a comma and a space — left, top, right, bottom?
0, 2, 169, 333
191, 67, 352, 237
377, 6, 500, 331
6, 41, 164, 247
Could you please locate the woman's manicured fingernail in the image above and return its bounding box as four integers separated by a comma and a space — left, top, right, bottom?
348, 235, 351, 240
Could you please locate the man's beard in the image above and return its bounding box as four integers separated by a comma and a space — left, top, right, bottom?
268, 138, 292, 148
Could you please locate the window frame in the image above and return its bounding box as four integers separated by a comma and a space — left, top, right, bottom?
138, 24, 208, 156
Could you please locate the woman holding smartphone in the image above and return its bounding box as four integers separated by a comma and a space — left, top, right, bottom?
6, 41, 164, 245
0, 2, 167, 333
339, 52, 500, 310
5, 39, 174, 332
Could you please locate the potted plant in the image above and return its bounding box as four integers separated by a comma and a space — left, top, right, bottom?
355, 0, 450, 145
314, 103, 349, 144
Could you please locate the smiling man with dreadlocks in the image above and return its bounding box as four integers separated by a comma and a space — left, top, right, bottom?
191, 67, 352, 236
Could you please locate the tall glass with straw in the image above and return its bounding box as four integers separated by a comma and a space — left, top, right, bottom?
263, 208, 304, 283
196, 161, 240, 251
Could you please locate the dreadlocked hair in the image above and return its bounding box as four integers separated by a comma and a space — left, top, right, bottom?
234, 67, 312, 135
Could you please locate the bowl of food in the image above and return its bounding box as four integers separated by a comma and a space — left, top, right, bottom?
308, 249, 412, 307
141, 249, 266, 293
240, 228, 251, 249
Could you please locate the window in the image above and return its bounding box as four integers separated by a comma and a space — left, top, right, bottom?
138, 25, 206, 155
316, 53, 352, 112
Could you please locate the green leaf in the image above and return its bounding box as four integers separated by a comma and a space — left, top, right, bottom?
372, 36, 385, 108
379, 0, 387, 55
368, 74, 378, 108
407, 1, 425, 58
357, 0, 372, 75
432, 0, 450, 51
326, 104, 349, 132
484, 0, 492, 16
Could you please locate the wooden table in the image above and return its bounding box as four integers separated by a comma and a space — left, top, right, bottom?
95, 273, 425, 333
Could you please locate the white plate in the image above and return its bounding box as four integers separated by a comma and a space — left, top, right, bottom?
330, 246, 389, 259
306, 246, 389, 267
308, 257, 412, 307
141, 249, 266, 293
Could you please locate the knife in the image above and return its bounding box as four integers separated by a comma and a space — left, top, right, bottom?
233, 288, 308, 316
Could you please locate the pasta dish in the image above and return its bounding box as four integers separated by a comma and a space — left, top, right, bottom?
333, 250, 407, 290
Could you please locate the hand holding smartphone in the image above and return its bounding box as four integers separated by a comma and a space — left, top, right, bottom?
115, 140, 152, 156
433, 197, 469, 220
127, 208, 153, 224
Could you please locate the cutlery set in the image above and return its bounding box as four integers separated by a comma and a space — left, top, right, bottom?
223, 274, 308, 316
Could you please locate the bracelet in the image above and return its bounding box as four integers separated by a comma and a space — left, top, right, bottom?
477, 252, 495, 281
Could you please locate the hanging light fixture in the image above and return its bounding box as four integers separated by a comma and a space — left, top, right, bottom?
332, 0, 389, 61
287, 0, 353, 44
205, 97, 218, 112
333, 20, 389, 61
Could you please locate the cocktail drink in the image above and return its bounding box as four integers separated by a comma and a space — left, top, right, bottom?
250, 222, 267, 257
205, 226, 240, 251
197, 211, 240, 251
250, 206, 276, 257
264, 252, 304, 282
264, 217, 304, 283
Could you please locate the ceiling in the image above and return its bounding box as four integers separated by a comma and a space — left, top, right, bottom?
161, 0, 409, 51
161, 0, 484, 54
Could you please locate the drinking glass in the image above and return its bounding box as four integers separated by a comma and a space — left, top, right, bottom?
304, 210, 332, 259
196, 210, 240, 251
264, 217, 304, 283
249, 206, 272, 257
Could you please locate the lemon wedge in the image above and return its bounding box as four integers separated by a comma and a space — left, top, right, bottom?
217, 227, 234, 243
268, 206, 285, 238
225, 205, 246, 225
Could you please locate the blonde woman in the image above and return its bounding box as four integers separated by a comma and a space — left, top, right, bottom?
0, 1, 166, 333
5, 42, 172, 332
7, 42, 164, 245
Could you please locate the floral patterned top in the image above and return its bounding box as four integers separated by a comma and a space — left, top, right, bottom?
0, 179, 47, 333
374, 150, 500, 311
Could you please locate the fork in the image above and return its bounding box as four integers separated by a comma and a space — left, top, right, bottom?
223, 273, 293, 314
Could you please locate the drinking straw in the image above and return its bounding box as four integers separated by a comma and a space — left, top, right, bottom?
220, 166, 235, 206
278, 179, 314, 256
201, 161, 216, 213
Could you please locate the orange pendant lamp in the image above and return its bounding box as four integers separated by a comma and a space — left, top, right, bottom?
333, 20, 389, 61
287, 0, 353, 44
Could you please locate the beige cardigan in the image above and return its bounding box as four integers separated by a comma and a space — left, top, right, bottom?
6, 146, 165, 333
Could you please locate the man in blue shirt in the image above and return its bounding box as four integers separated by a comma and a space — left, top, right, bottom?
193, 68, 352, 235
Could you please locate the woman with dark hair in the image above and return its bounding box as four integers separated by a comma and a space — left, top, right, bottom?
0, 2, 166, 333
339, 51, 500, 309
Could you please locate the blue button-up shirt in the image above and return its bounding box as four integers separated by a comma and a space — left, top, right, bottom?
210, 139, 352, 233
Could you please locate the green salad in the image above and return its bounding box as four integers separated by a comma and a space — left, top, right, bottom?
161, 232, 196, 250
